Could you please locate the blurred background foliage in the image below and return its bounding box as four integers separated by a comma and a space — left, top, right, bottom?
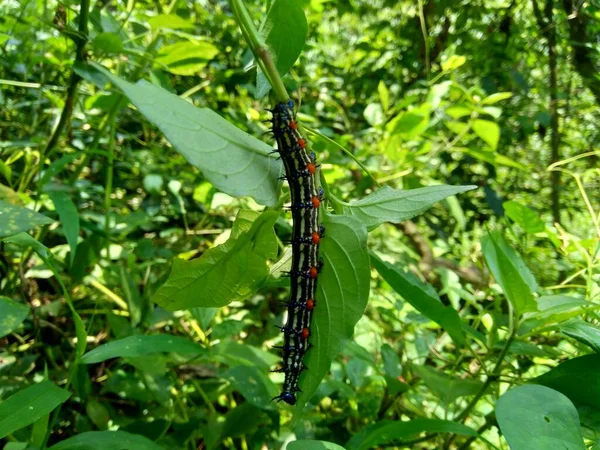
0, 0, 599, 448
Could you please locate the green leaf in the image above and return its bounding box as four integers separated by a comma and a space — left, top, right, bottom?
460, 148, 526, 170
481, 92, 512, 105
496, 385, 586, 450
147, 14, 194, 29
81, 334, 206, 364
91, 32, 123, 54
154, 41, 219, 76
288, 440, 347, 450
0, 199, 54, 237
378, 81, 390, 112
472, 119, 500, 150
441, 55, 466, 71
256, 0, 308, 98
48, 431, 164, 449
413, 365, 483, 404
481, 231, 537, 317
225, 365, 278, 410
521, 296, 595, 332
0, 381, 70, 439
504, 201, 545, 234
535, 355, 600, 412
371, 253, 465, 346
92, 63, 282, 206
387, 111, 429, 139
339, 185, 476, 230
345, 419, 476, 450
153, 210, 278, 311
293, 214, 370, 410
559, 320, 600, 353
48, 191, 79, 266
0, 296, 29, 338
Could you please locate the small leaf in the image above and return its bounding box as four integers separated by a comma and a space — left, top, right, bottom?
496, 385, 586, 450
48, 191, 80, 266
154, 41, 219, 76
481, 231, 537, 317
48, 431, 164, 450
346, 419, 476, 450
504, 201, 545, 234
414, 365, 482, 404
481, 92, 512, 105
92, 63, 282, 206
81, 334, 206, 364
387, 111, 429, 139
339, 185, 476, 230
148, 14, 194, 30
91, 32, 123, 54
152, 210, 279, 311
256, 0, 308, 98
288, 440, 347, 450
441, 55, 466, 71
0, 381, 70, 439
225, 365, 278, 410
378, 81, 390, 112
371, 253, 465, 346
0, 296, 29, 338
0, 199, 54, 237
559, 320, 600, 353
472, 119, 500, 150
293, 214, 370, 411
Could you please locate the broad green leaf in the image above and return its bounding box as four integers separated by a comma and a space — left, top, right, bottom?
0, 381, 70, 439
48, 191, 80, 266
559, 320, 600, 353
0, 296, 29, 338
387, 111, 429, 139
154, 41, 219, 75
413, 365, 482, 404
481, 231, 537, 317
81, 334, 206, 364
0, 199, 54, 237
504, 201, 545, 234
49, 431, 164, 449
346, 419, 476, 450
521, 296, 594, 332
153, 210, 279, 310
338, 185, 476, 230
225, 365, 278, 410
93, 63, 282, 206
371, 253, 465, 346
148, 14, 194, 29
91, 32, 123, 54
496, 385, 586, 450
445, 105, 472, 119
220, 403, 266, 440
460, 148, 526, 170
535, 355, 600, 410
256, 0, 308, 98
293, 214, 370, 411
481, 92, 512, 105
288, 440, 346, 450
472, 119, 500, 150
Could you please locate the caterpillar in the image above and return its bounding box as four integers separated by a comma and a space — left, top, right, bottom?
271, 100, 323, 406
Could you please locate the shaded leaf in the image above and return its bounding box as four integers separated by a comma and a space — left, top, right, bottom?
346, 419, 476, 450
225, 365, 278, 410
371, 253, 465, 346
49, 431, 163, 449
288, 441, 347, 450
413, 365, 482, 404
81, 335, 206, 364
152, 210, 279, 311
559, 320, 600, 353
496, 385, 585, 450
504, 201, 545, 234
0, 381, 70, 439
48, 191, 80, 266
0, 296, 29, 338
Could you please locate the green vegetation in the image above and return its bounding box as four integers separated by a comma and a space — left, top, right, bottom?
1, 0, 599, 449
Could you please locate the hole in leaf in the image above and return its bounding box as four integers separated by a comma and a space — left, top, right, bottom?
544, 416, 551, 423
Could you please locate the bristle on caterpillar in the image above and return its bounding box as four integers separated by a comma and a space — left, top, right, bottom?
270, 99, 323, 406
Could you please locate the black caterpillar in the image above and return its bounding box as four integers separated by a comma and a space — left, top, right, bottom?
271, 100, 323, 405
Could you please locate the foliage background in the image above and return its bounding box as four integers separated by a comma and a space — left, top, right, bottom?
0, 0, 599, 449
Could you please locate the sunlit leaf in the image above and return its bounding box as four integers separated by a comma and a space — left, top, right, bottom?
504, 200, 545, 234
154, 41, 219, 75
559, 320, 600, 353
472, 119, 500, 150
481, 92, 512, 105
148, 14, 194, 30
0, 200, 54, 238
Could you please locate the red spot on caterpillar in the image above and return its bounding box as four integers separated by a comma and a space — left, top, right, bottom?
306, 299, 315, 310
311, 232, 321, 245
298, 138, 306, 149
309, 266, 318, 279
311, 196, 320, 208
307, 163, 316, 174
289, 120, 298, 130
301, 328, 310, 340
